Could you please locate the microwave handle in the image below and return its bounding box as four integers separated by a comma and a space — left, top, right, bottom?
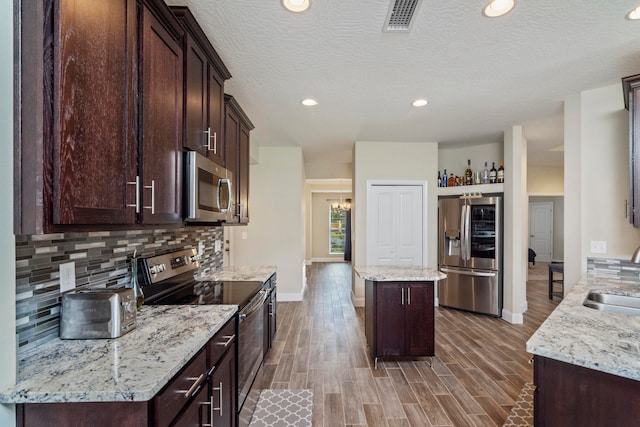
217, 178, 232, 212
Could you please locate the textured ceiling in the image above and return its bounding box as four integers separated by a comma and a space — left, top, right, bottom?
165, 0, 640, 170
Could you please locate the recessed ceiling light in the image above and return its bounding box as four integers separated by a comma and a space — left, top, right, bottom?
412, 99, 428, 107
627, 6, 640, 20
282, 0, 311, 13
483, 0, 515, 18
301, 98, 318, 106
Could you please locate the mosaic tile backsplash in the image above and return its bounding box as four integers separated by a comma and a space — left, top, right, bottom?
15, 227, 224, 354
587, 257, 640, 282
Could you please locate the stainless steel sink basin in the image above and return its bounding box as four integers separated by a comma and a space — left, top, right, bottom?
583, 291, 640, 316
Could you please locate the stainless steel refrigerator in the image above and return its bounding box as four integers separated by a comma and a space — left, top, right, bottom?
438, 195, 503, 316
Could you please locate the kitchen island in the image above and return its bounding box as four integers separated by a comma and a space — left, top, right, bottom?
354, 265, 446, 368
527, 274, 640, 426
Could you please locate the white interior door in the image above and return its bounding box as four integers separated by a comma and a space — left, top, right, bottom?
367, 185, 423, 266
529, 202, 553, 262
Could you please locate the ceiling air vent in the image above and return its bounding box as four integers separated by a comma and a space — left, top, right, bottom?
383, 0, 422, 32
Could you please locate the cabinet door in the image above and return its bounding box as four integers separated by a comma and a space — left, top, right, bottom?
238, 124, 251, 223
631, 84, 640, 227
207, 69, 226, 166
375, 283, 404, 357
52, 0, 137, 225
225, 104, 240, 219
140, 5, 183, 224
172, 383, 208, 427
403, 283, 434, 356
183, 35, 208, 156
210, 348, 236, 427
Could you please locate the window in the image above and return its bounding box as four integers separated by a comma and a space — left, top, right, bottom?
329, 207, 347, 254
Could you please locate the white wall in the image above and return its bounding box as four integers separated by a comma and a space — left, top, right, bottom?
528, 166, 564, 195
352, 141, 439, 305
564, 83, 640, 290
1, 1, 16, 424
230, 147, 306, 301
305, 161, 352, 180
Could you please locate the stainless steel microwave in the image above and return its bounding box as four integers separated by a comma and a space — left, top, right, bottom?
185, 151, 232, 222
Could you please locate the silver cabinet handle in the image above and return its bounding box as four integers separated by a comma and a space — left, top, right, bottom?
179, 373, 205, 399
237, 203, 243, 217
126, 176, 140, 213
204, 127, 217, 153
143, 179, 155, 214
407, 287, 411, 305
401, 287, 404, 305
212, 382, 223, 415
216, 334, 235, 348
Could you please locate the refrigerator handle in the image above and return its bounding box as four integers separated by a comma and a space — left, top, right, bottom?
440, 267, 497, 277
460, 205, 467, 261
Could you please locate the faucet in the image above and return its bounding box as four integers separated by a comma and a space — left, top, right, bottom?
632, 245, 640, 263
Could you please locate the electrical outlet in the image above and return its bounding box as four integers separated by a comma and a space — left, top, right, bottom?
214, 241, 222, 252
241, 232, 247, 240
59, 262, 76, 293
590, 240, 607, 254
198, 241, 205, 256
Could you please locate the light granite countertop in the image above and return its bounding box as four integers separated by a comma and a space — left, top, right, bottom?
0, 304, 237, 404
354, 265, 446, 282
198, 265, 277, 283
527, 275, 640, 381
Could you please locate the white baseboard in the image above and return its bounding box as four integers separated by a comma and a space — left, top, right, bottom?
520, 300, 528, 313
277, 292, 304, 302
501, 308, 524, 324
310, 258, 347, 263
351, 292, 364, 307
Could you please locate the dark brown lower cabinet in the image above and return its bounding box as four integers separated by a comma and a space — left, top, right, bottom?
534, 355, 640, 426
16, 317, 237, 427
364, 280, 434, 362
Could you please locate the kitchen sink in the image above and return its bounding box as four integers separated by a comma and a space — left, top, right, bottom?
583, 291, 640, 316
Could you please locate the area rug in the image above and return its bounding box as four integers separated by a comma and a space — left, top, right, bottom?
503, 382, 534, 426
249, 389, 313, 427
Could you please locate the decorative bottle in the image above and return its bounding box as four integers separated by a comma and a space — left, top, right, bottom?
489, 162, 497, 184
437, 170, 442, 187
442, 169, 448, 187
483, 162, 489, 184
465, 159, 473, 185
497, 161, 505, 183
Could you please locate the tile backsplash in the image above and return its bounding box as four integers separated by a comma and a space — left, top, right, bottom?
15, 227, 223, 354
587, 257, 640, 283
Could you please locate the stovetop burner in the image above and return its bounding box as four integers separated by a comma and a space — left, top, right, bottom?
138, 248, 263, 309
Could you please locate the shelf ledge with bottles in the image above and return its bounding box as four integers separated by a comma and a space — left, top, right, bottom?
437, 183, 504, 197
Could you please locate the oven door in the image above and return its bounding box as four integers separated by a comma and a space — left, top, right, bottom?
185, 151, 233, 222
237, 289, 268, 424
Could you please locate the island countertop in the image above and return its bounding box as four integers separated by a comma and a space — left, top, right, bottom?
354, 265, 446, 282
526, 275, 640, 381
0, 305, 237, 404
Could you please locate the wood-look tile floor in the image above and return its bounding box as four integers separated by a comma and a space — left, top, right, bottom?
263, 262, 558, 427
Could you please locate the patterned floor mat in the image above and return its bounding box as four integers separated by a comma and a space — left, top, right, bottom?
504, 382, 534, 426
249, 389, 313, 427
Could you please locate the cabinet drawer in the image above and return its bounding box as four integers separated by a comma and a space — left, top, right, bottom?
154, 349, 207, 427
171, 380, 209, 427
208, 317, 237, 367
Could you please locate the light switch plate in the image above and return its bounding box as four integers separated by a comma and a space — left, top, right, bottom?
590, 240, 607, 254
59, 261, 76, 293
214, 241, 222, 252
241, 232, 247, 240
198, 241, 205, 256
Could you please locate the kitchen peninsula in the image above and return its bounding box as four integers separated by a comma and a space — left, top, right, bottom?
354, 266, 446, 368
527, 273, 640, 426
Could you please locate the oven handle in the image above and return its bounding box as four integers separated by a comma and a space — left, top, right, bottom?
238, 290, 268, 322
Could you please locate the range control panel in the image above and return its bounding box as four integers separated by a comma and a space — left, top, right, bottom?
141, 248, 201, 284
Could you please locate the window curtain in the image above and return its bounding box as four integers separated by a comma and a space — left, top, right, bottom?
344, 207, 352, 262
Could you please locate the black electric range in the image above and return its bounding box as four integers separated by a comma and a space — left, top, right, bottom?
138, 248, 263, 309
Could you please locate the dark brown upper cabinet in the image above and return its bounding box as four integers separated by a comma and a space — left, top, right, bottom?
51, 0, 138, 227
171, 7, 231, 168
15, 0, 184, 233
224, 95, 254, 225
623, 74, 640, 228
139, 1, 184, 224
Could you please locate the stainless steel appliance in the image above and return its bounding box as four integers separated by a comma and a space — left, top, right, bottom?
60, 288, 137, 339
185, 151, 233, 223
138, 249, 267, 427
438, 195, 503, 316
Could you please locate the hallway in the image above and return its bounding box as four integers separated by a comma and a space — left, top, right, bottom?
263, 262, 557, 426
